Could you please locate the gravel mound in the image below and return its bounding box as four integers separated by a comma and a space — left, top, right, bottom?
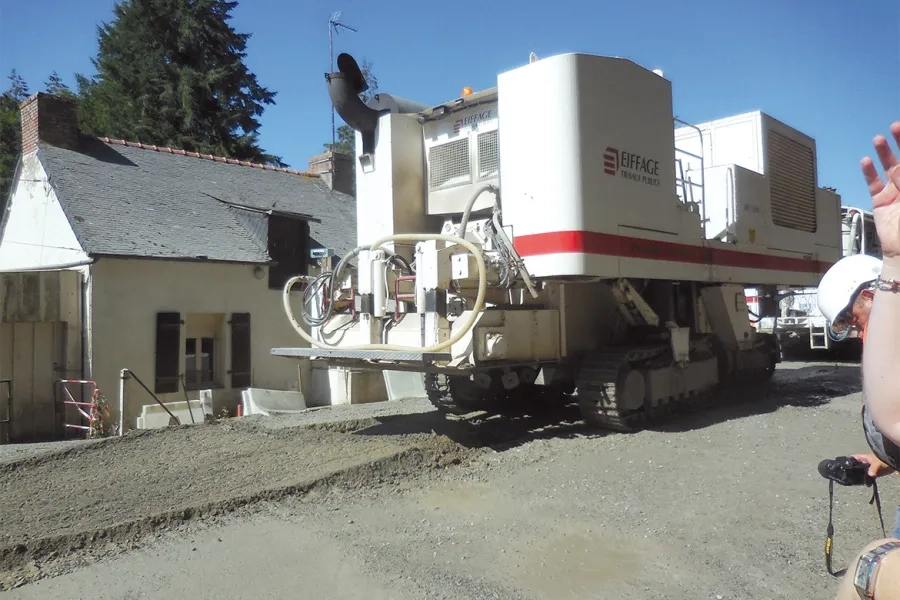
0, 416, 475, 590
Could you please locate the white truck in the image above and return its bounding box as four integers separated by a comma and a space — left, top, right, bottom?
747, 206, 880, 353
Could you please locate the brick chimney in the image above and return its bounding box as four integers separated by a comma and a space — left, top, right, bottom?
308, 150, 355, 197
19, 93, 80, 155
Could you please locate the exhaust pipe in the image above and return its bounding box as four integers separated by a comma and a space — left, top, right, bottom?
368, 93, 429, 115
325, 53, 380, 155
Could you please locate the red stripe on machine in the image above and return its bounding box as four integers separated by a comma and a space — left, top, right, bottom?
513, 230, 829, 274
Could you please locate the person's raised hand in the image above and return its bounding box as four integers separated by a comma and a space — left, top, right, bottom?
861, 122, 900, 259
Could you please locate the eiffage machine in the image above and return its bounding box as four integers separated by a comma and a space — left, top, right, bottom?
272, 51, 842, 430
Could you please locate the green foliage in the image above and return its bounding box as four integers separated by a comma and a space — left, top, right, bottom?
75, 0, 284, 166
0, 70, 30, 211
44, 71, 76, 98
0, 0, 288, 213
88, 390, 115, 438
1, 70, 84, 212
4, 69, 29, 102
325, 59, 379, 157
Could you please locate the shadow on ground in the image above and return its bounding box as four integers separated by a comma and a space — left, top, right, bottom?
350, 362, 862, 451
648, 363, 860, 433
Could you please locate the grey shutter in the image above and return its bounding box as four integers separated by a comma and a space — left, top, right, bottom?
155, 312, 181, 393
230, 313, 251, 388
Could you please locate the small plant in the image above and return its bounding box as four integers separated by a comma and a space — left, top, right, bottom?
88, 390, 115, 438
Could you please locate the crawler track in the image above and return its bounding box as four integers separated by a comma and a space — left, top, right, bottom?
426, 334, 779, 432
575, 339, 777, 432
575, 344, 683, 431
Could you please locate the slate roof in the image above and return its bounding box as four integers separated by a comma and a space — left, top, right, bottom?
28, 137, 357, 263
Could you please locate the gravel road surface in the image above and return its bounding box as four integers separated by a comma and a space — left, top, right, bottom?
1, 357, 892, 599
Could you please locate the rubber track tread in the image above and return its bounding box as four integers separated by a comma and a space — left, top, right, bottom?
424, 373, 469, 415
575, 343, 775, 432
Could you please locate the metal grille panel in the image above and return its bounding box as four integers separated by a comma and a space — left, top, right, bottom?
429, 138, 471, 189
477, 130, 499, 179
768, 130, 817, 233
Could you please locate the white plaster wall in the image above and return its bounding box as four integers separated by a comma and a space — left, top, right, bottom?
0, 154, 89, 270
88, 257, 310, 429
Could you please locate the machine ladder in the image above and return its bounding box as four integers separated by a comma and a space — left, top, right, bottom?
809, 323, 831, 351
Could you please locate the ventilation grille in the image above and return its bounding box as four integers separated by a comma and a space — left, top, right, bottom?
768, 130, 817, 233
429, 138, 470, 188
477, 130, 499, 179
428, 128, 500, 190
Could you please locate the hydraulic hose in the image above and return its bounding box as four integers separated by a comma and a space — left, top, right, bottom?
283, 233, 487, 353
458, 184, 498, 237
300, 244, 414, 329
491, 210, 538, 299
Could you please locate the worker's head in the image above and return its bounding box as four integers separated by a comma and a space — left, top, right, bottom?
817, 254, 883, 341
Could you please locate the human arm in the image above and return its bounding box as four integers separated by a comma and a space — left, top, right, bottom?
860, 122, 900, 446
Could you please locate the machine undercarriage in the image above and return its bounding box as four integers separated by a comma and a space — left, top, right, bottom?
418, 275, 780, 431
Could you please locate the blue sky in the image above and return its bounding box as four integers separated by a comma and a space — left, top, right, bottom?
1, 0, 898, 209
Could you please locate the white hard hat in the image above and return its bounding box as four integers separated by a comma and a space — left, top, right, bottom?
816, 253, 882, 338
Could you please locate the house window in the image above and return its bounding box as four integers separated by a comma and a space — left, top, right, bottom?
184, 337, 215, 389
156, 312, 249, 392
267, 214, 310, 290
182, 313, 225, 391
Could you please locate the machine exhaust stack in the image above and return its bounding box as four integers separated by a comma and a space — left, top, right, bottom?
325, 53, 380, 155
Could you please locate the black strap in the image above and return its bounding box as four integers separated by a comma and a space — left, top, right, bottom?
870, 480, 887, 538
826, 479, 835, 575
826, 477, 886, 576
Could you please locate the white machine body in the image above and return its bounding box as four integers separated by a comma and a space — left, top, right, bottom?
273, 49, 846, 429
414, 54, 839, 286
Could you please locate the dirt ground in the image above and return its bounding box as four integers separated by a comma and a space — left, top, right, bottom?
0, 355, 894, 599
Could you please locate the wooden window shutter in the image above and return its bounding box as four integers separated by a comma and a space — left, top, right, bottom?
230, 313, 251, 388
267, 215, 311, 290
155, 312, 181, 394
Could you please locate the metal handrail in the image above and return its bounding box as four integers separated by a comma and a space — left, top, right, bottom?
118, 369, 181, 436
674, 117, 708, 239
56, 379, 106, 437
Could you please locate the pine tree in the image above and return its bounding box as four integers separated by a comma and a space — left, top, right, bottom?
326, 59, 379, 157
0, 70, 30, 210
76, 0, 284, 166
6, 70, 31, 102
44, 71, 75, 97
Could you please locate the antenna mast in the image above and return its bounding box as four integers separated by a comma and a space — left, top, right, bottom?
328, 11, 358, 168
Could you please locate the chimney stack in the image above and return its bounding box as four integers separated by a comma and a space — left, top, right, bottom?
19, 93, 80, 155
308, 150, 355, 197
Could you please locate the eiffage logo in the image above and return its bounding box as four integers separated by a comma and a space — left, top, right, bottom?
602, 146, 661, 187
603, 147, 619, 175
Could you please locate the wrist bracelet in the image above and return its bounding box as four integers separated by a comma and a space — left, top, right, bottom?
876, 277, 900, 293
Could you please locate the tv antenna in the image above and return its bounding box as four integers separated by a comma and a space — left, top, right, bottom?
328, 11, 358, 161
